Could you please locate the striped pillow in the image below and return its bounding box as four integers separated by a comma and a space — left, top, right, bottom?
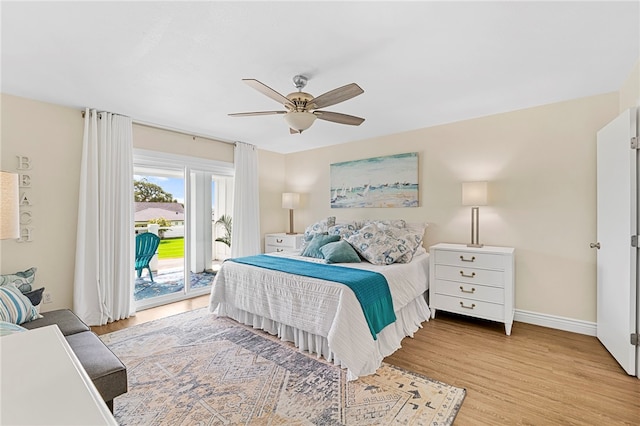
0, 283, 42, 325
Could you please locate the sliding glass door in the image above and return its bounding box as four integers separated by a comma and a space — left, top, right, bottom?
133, 150, 233, 310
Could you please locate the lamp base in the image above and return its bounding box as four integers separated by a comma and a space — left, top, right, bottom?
287, 209, 295, 235
468, 206, 483, 248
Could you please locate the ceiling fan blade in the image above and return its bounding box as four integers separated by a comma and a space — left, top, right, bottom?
314, 110, 365, 126
228, 110, 287, 117
310, 83, 364, 109
243, 79, 294, 108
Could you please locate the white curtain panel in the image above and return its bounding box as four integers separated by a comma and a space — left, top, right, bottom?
230, 142, 261, 257
74, 109, 135, 326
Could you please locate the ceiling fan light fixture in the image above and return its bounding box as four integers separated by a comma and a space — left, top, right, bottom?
284, 111, 316, 133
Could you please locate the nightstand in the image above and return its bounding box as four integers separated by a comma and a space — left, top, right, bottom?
429, 243, 515, 335
264, 233, 304, 253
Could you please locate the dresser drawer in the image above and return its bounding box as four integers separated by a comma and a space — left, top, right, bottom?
434, 249, 505, 270
265, 235, 296, 248
264, 234, 303, 253
434, 264, 505, 287
433, 279, 504, 304
432, 294, 504, 322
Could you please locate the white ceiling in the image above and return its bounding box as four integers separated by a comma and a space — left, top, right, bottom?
2, 1, 638, 154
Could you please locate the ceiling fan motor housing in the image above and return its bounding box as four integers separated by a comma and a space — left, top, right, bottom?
286, 91, 315, 112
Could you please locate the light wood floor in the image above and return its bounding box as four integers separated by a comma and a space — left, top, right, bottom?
92, 295, 640, 425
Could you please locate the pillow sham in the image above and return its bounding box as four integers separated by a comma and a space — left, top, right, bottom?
328, 222, 360, 240
346, 222, 421, 265
302, 216, 337, 244
301, 233, 340, 259
361, 219, 407, 230
0, 267, 37, 293
0, 283, 42, 325
320, 240, 361, 264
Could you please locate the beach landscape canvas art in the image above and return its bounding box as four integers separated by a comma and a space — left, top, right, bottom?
330, 152, 419, 208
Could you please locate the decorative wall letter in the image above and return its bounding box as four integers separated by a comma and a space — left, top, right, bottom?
16, 155, 33, 242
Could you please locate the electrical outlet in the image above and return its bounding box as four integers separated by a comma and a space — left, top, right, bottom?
43, 292, 53, 304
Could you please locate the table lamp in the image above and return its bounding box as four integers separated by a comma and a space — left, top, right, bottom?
462, 182, 488, 248
282, 192, 300, 235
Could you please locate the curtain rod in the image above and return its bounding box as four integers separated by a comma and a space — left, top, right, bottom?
80, 110, 236, 146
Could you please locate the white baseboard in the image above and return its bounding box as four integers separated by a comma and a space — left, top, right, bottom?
514, 309, 596, 336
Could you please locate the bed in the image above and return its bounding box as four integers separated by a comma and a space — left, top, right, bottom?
208, 219, 430, 380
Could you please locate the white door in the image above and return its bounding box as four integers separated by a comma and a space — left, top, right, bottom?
596, 107, 638, 376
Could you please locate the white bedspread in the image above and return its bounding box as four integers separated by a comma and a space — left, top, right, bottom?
209, 249, 430, 379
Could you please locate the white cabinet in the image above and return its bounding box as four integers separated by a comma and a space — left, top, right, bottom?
265, 233, 304, 253
429, 243, 515, 335
0, 326, 117, 425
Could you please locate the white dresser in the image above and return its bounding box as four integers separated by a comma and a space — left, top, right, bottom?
0, 325, 117, 425
265, 233, 304, 253
429, 243, 515, 335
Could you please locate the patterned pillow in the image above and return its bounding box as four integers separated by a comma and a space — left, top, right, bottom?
328, 222, 360, 239
393, 223, 427, 263
302, 216, 337, 244
0, 267, 37, 293
346, 223, 420, 265
0, 283, 42, 325
361, 219, 407, 230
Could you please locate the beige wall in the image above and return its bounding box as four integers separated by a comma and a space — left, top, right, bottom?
1, 94, 84, 311
285, 93, 619, 322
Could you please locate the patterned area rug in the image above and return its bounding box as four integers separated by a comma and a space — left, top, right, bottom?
101, 308, 465, 425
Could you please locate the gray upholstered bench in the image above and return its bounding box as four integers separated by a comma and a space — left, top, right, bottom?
22, 309, 127, 412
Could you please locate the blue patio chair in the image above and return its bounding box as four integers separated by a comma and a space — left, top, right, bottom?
135, 232, 161, 282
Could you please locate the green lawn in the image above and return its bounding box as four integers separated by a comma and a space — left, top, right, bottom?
158, 237, 184, 259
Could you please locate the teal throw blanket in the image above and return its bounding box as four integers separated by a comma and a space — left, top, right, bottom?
229, 255, 396, 340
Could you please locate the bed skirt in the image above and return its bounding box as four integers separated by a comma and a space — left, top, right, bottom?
214, 294, 430, 380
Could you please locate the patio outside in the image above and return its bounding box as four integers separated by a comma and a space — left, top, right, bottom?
134, 237, 222, 301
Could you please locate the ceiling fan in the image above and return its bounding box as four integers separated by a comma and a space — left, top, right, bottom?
229, 75, 365, 134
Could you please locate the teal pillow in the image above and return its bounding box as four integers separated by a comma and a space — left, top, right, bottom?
320, 240, 361, 264
301, 234, 340, 259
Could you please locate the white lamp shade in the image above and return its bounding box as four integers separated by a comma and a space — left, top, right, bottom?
283, 112, 317, 132
462, 181, 488, 206
0, 171, 20, 240
282, 192, 300, 209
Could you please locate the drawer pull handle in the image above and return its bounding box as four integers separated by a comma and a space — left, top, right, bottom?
459, 271, 476, 278
276, 248, 283, 252
460, 302, 476, 309
459, 286, 476, 294
460, 255, 475, 262
276, 239, 283, 243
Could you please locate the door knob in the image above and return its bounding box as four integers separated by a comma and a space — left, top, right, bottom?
590, 242, 600, 249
